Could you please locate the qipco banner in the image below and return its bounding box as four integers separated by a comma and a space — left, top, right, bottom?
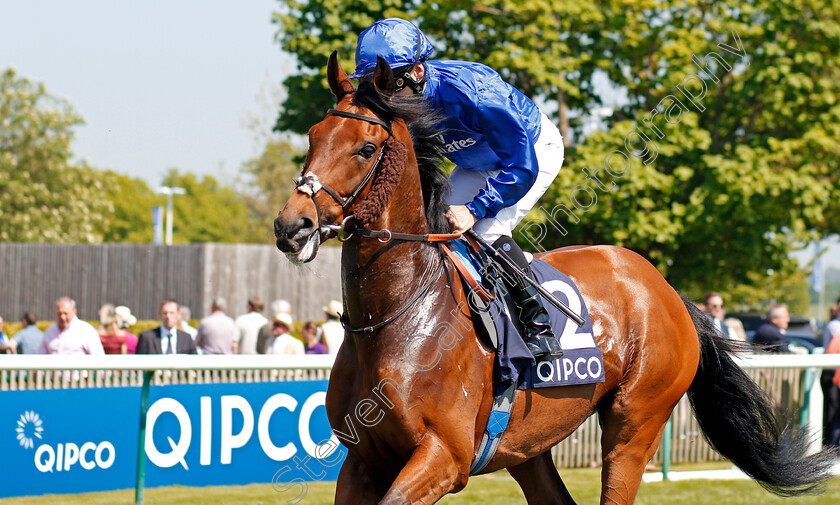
0, 380, 346, 498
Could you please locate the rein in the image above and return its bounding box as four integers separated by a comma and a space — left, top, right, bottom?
340, 258, 446, 334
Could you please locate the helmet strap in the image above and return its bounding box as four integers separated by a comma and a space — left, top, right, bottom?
390, 25, 428, 94
394, 64, 426, 94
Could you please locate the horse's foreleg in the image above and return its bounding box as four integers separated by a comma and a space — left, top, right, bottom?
378, 439, 467, 505
334, 452, 385, 505
508, 451, 578, 505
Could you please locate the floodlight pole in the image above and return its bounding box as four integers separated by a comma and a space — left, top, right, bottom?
156, 186, 187, 245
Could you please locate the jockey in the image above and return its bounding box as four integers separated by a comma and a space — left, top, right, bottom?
350, 18, 565, 360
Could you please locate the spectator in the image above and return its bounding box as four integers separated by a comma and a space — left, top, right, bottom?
270, 313, 304, 355
0, 316, 13, 354
12, 313, 44, 354
822, 297, 840, 350
40, 297, 105, 355
820, 297, 840, 450
752, 303, 790, 353
195, 297, 235, 355
234, 296, 269, 354
303, 321, 328, 354
137, 300, 197, 354
178, 305, 198, 340
257, 299, 293, 354
271, 299, 292, 316
97, 305, 127, 354
114, 305, 139, 354
723, 316, 748, 341
97, 303, 115, 328
702, 292, 731, 338
321, 300, 345, 355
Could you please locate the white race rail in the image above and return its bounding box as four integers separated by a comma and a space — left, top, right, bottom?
734, 353, 840, 369
0, 355, 337, 390
0, 354, 336, 371
1, 352, 834, 370
1, 353, 838, 386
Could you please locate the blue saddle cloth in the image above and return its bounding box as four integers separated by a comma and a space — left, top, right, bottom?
448, 241, 604, 395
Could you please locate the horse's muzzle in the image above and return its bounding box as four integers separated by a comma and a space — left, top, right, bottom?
274, 214, 321, 263
274, 215, 314, 252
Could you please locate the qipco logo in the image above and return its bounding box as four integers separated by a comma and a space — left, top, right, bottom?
34, 441, 115, 473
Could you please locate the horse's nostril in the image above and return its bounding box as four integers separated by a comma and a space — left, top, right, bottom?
299, 217, 315, 234
287, 217, 316, 242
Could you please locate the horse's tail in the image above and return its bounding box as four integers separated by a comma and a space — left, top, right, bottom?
681, 295, 836, 496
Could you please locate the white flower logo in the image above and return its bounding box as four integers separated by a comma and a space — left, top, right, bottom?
16, 411, 43, 449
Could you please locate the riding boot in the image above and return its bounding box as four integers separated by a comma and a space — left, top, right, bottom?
491, 236, 564, 360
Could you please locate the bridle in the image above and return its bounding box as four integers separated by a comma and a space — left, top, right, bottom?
293, 108, 393, 241
293, 107, 460, 244
292, 106, 460, 333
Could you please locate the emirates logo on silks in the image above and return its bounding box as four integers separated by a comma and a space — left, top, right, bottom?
436, 133, 477, 153
16, 411, 44, 449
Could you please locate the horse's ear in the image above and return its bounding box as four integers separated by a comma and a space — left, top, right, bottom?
327, 50, 354, 100
373, 56, 395, 96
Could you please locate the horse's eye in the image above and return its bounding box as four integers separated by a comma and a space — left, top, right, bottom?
357, 143, 377, 159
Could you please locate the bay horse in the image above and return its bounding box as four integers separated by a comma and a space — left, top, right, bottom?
273, 53, 835, 504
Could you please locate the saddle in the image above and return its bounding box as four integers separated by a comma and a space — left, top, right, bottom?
442, 238, 603, 386
441, 238, 605, 474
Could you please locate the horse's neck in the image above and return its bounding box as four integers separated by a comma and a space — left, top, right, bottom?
340, 163, 441, 335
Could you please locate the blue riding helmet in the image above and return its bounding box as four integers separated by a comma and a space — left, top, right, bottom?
349, 18, 435, 79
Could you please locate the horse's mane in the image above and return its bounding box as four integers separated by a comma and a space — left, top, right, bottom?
352, 82, 452, 234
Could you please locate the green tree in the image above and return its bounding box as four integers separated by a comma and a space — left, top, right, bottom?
99, 170, 159, 243
240, 136, 302, 242
0, 68, 111, 242
161, 170, 263, 243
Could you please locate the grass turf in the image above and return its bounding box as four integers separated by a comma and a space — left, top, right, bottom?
2, 466, 838, 504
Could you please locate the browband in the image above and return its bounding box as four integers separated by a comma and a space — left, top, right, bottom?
327, 109, 393, 136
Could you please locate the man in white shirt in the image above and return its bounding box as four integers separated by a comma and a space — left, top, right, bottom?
39, 297, 105, 355
270, 313, 304, 355
320, 300, 345, 355
234, 296, 269, 354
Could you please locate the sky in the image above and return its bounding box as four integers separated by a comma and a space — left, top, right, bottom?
0, 0, 291, 187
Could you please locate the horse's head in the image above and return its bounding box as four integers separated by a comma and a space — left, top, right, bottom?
274, 52, 415, 264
